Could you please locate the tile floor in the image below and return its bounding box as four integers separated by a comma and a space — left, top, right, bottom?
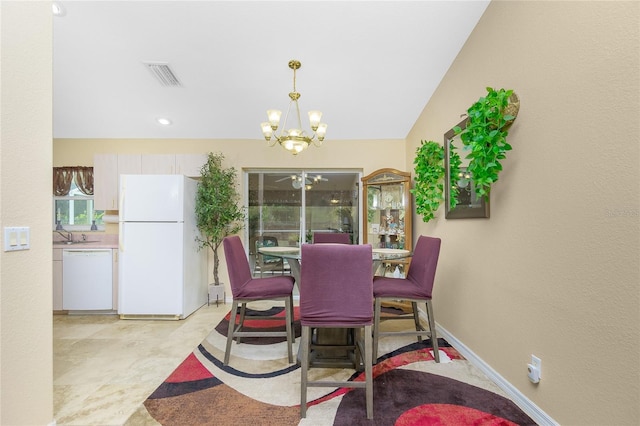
53, 303, 229, 425
53, 301, 517, 426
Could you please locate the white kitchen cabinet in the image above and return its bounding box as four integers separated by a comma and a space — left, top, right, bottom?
141, 154, 175, 174
53, 248, 63, 310
94, 154, 141, 210
175, 154, 207, 176
94, 154, 205, 210
141, 154, 206, 176
93, 154, 118, 210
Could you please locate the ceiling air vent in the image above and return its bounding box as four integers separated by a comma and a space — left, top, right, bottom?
143, 62, 182, 87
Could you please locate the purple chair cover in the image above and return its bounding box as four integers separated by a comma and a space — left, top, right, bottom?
373, 235, 441, 299
224, 236, 294, 299
372, 235, 441, 363
313, 232, 351, 244
300, 243, 373, 326
222, 236, 295, 366
299, 242, 374, 419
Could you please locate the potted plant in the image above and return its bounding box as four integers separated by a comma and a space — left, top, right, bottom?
195, 152, 245, 305
411, 140, 446, 222
454, 87, 519, 200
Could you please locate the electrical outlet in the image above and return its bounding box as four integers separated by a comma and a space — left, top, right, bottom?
528, 354, 542, 383
531, 354, 541, 376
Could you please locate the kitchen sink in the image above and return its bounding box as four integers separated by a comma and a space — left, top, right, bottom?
53, 240, 100, 245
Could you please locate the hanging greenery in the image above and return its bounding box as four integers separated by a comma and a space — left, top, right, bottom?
411, 140, 446, 223
448, 140, 463, 209
454, 87, 519, 200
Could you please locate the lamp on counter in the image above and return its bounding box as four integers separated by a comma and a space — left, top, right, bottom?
260, 60, 327, 155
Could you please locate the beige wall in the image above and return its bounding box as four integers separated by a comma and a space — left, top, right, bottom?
0, 1, 54, 424
54, 137, 406, 296
407, 1, 639, 425
53, 138, 405, 174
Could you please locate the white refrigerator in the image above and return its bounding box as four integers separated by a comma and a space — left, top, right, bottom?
118, 174, 207, 319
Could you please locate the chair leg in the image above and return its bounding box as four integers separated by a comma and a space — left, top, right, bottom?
284, 296, 293, 363
224, 300, 239, 366
373, 298, 382, 362
289, 295, 296, 344
364, 324, 373, 419
236, 302, 247, 344
411, 301, 422, 342
425, 299, 439, 363
300, 325, 310, 418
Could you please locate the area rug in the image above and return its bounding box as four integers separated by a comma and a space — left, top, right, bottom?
136, 306, 536, 425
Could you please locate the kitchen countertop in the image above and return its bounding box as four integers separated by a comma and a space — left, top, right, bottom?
53, 233, 118, 249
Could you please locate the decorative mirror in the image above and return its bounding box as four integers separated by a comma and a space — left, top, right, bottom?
444, 118, 490, 219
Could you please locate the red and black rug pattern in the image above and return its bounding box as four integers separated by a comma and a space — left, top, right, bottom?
143, 307, 536, 425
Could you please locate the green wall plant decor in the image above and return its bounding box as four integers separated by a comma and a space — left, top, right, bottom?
455, 87, 519, 200
195, 152, 245, 286
411, 140, 446, 223
448, 140, 463, 209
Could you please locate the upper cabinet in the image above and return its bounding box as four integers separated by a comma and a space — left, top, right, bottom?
361, 168, 412, 251
141, 154, 175, 174
174, 153, 207, 176
94, 154, 206, 211
94, 154, 141, 210
140, 153, 206, 175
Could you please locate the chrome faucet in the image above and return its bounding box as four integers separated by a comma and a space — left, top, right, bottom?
56, 230, 73, 242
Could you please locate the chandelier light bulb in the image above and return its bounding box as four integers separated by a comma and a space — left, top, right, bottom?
267, 110, 282, 129
308, 111, 322, 130
260, 122, 273, 140
316, 123, 328, 141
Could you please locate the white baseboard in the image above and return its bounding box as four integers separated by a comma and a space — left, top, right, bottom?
436, 323, 558, 426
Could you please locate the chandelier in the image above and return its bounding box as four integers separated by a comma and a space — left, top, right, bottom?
260, 60, 327, 155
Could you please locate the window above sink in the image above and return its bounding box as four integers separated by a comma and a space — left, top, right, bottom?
53, 173, 104, 232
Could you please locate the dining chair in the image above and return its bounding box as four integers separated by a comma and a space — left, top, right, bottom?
373, 235, 442, 363
299, 243, 374, 419
313, 232, 351, 244
222, 236, 295, 366
254, 235, 286, 277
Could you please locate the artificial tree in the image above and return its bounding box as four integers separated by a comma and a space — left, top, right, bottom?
195, 152, 245, 287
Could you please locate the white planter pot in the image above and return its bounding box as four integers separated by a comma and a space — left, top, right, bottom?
208, 284, 225, 306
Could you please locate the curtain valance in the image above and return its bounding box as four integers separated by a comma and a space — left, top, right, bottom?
53, 166, 94, 196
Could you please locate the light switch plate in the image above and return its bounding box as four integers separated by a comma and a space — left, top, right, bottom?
4, 226, 30, 251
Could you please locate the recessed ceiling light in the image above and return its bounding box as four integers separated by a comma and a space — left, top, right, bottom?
156, 118, 172, 126
52, 2, 66, 17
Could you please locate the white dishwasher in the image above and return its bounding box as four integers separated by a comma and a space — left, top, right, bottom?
63, 249, 113, 310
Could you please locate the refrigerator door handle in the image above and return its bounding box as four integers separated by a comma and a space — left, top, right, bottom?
119, 221, 124, 252
119, 176, 126, 215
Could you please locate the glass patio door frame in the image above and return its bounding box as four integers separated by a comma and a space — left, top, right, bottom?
244, 169, 363, 251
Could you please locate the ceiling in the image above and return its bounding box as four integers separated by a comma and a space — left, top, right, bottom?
53, 1, 489, 140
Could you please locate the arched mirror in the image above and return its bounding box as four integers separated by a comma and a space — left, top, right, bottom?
444, 118, 490, 219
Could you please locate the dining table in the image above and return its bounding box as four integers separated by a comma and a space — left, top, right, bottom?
257, 244, 412, 369
257, 245, 412, 287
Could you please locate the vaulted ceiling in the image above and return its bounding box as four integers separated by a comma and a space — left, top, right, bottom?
53, 1, 489, 140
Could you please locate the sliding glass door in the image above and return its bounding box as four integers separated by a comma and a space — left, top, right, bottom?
246, 170, 361, 264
